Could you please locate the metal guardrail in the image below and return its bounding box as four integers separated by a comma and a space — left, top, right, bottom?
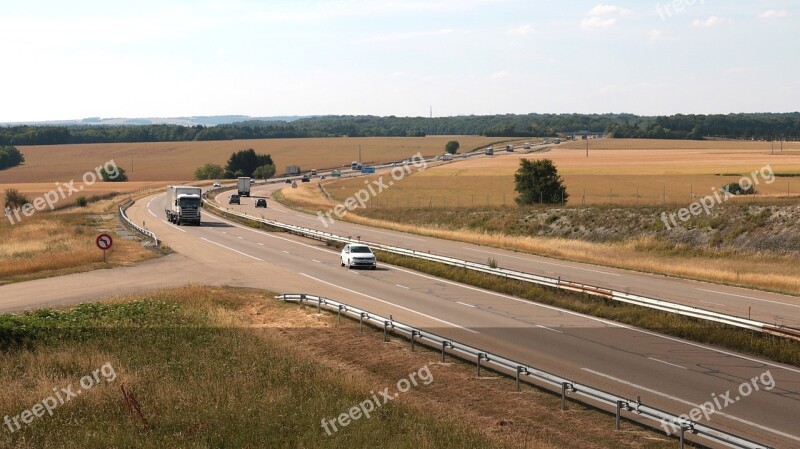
119, 199, 159, 245
201, 198, 800, 341
277, 293, 773, 449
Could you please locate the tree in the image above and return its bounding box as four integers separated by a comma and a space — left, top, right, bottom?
4, 188, 30, 209
445, 140, 460, 155
0, 146, 24, 170
194, 163, 226, 180
252, 164, 276, 180
100, 165, 128, 182
514, 159, 568, 205
225, 148, 273, 178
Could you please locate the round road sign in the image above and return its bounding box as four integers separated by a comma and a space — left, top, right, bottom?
96, 234, 113, 250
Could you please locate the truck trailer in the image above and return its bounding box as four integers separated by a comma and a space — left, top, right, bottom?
286, 165, 301, 175
165, 186, 202, 225
237, 177, 251, 197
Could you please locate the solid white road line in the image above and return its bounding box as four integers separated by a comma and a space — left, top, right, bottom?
299, 273, 479, 334
148, 208, 157, 218
698, 288, 800, 308
647, 357, 687, 370
465, 247, 621, 276
396, 284, 410, 290
699, 300, 726, 307
581, 368, 800, 442
536, 325, 563, 333
456, 301, 476, 308
162, 220, 187, 232
200, 238, 263, 261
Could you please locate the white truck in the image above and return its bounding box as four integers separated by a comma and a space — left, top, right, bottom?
165, 186, 202, 226
237, 177, 251, 197
443, 153, 454, 161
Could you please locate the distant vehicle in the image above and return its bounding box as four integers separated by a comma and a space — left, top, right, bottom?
505, 145, 514, 152
340, 244, 377, 269
301, 176, 311, 182
286, 165, 301, 175
320, 175, 326, 180
310, 169, 317, 175
485, 147, 494, 155
443, 153, 454, 161
402, 159, 410, 166
553, 138, 561, 144
212, 181, 221, 188
291, 181, 297, 188
165, 186, 202, 225
229, 194, 240, 205
255, 198, 267, 208
523, 142, 531, 149
351, 161, 362, 170
331, 170, 342, 178
285, 178, 292, 183
361, 167, 376, 174
461, 153, 469, 158
237, 177, 251, 197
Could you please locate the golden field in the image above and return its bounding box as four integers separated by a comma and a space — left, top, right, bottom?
0, 181, 167, 210
326, 139, 800, 206
1, 136, 506, 183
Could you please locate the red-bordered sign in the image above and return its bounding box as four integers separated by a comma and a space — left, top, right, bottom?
96, 234, 113, 250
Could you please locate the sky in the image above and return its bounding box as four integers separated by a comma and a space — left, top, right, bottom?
1, 0, 798, 122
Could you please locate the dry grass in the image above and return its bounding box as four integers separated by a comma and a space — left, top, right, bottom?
0, 196, 157, 284
1, 136, 506, 183
325, 139, 800, 206
0, 286, 675, 449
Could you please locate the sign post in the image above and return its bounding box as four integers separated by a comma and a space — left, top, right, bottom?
96, 233, 113, 263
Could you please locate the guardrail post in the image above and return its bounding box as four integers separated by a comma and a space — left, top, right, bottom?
383, 321, 390, 342
679, 425, 686, 449
300, 294, 306, 308
410, 330, 420, 351
441, 341, 451, 362
561, 382, 572, 410
476, 353, 488, 377
360, 313, 368, 333
317, 297, 322, 313
515, 366, 527, 391
615, 400, 623, 430
337, 305, 343, 324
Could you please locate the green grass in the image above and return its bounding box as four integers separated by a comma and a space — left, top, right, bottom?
0, 287, 507, 449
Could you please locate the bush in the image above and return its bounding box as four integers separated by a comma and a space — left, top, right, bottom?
76, 196, 88, 207
514, 159, 569, 205
4, 188, 30, 209
445, 141, 460, 155
722, 182, 755, 195
194, 163, 226, 180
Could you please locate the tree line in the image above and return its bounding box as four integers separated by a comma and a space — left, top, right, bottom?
1, 113, 798, 146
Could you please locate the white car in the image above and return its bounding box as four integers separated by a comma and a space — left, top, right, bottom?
341, 244, 377, 269
213, 181, 221, 188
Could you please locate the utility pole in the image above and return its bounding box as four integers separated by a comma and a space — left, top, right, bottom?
586, 137, 589, 158
358, 145, 362, 164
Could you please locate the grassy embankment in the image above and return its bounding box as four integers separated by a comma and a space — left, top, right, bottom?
0, 286, 675, 449
0, 194, 162, 286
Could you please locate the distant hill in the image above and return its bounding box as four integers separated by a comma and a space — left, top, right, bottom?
0, 115, 306, 127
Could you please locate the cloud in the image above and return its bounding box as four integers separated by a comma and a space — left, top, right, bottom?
647, 28, 678, 42
758, 10, 788, 19
581, 16, 617, 29
490, 71, 509, 79
507, 24, 534, 36
588, 4, 632, 16
581, 4, 631, 29
692, 16, 726, 28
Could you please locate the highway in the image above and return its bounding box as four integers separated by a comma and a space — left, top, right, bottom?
1, 172, 798, 447
112, 190, 800, 448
